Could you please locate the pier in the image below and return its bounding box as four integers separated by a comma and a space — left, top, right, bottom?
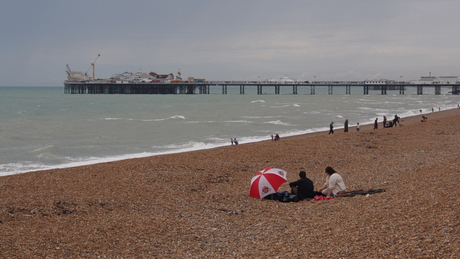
64, 81, 460, 95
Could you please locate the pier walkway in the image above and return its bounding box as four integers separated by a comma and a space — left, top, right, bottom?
64, 81, 460, 95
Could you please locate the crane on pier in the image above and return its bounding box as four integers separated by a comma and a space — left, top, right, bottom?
85, 54, 100, 80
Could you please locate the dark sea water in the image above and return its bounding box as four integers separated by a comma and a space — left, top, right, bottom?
0, 86, 458, 176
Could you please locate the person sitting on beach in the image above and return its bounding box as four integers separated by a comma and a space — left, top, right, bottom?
274, 133, 280, 141
289, 171, 316, 200
318, 166, 347, 197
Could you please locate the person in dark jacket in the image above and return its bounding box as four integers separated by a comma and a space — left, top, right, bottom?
289, 171, 316, 200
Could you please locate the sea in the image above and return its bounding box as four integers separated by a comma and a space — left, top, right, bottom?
1, 85, 458, 177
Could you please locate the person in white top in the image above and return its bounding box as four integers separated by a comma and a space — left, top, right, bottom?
318, 166, 347, 197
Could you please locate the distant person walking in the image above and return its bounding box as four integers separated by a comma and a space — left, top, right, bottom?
344, 119, 349, 132
374, 118, 378, 129
356, 122, 360, 132
329, 122, 334, 134
383, 116, 387, 128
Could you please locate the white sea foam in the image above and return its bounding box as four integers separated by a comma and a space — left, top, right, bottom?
264, 120, 292, 126
32, 145, 54, 152
223, 120, 252, 123
269, 105, 290, 108
169, 115, 185, 120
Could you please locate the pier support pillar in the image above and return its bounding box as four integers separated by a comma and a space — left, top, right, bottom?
381, 85, 387, 95
275, 85, 280, 94
399, 85, 405, 95
293, 85, 297, 94
240, 85, 245, 94
328, 85, 333, 95
417, 85, 423, 95
257, 85, 262, 95
310, 85, 315, 95
435, 85, 441, 95
222, 85, 227, 94
363, 85, 369, 95
346, 85, 351, 95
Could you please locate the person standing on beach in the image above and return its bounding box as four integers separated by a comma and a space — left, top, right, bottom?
356, 122, 360, 131
393, 115, 400, 126
318, 166, 347, 197
383, 116, 387, 128
329, 122, 334, 134
289, 171, 316, 200
374, 118, 378, 129
344, 119, 349, 132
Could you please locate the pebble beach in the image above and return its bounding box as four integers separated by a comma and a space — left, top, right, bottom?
1, 109, 459, 258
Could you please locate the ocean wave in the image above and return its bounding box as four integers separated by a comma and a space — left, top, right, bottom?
168, 115, 186, 120
223, 120, 252, 123
32, 145, 54, 152
269, 105, 290, 108
105, 116, 185, 122
241, 115, 280, 119
264, 120, 292, 126
0, 162, 51, 177
251, 100, 265, 103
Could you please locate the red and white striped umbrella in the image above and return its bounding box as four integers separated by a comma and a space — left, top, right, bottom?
249, 168, 288, 199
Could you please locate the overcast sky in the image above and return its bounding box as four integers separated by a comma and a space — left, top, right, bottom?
1, 0, 460, 86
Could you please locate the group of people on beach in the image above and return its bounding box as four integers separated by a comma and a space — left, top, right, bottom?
374, 115, 400, 129
288, 166, 347, 200
271, 133, 280, 141
329, 114, 401, 134
231, 133, 281, 145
